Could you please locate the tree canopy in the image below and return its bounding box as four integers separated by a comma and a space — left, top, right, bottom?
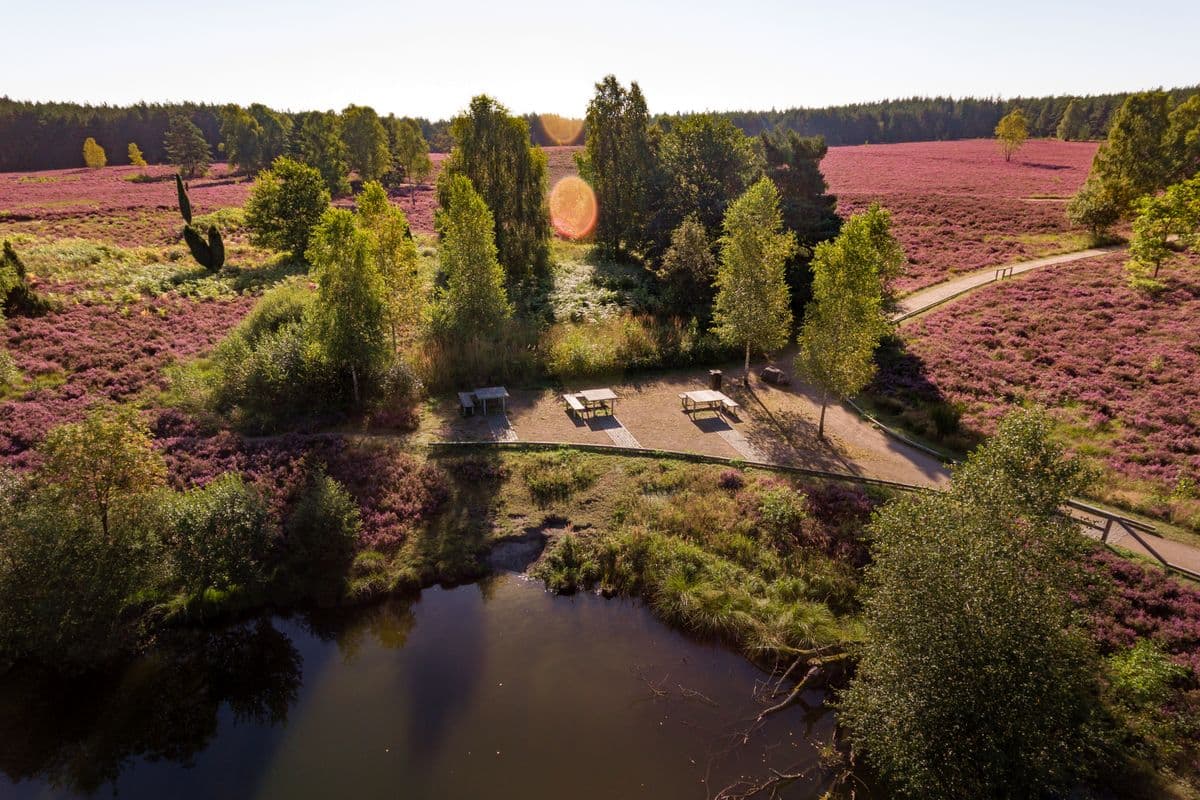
431, 174, 511, 339
711, 177, 796, 376
841, 409, 1097, 800
341, 105, 392, 183
289, 111, 351, 196
244, 157, 332, 258
163, 115, 212, 178
994, 108, 1029, 161
794, 204, 896, 436
439, 95, 550, 284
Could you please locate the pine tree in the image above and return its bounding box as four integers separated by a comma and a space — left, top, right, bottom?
163, 116, 211, 178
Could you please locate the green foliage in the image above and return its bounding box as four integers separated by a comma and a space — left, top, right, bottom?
126, 141, 147, 167
520, 450, 598, 504
1057, 98, 1091, 141
840, 409, 1096, 800
163, 115, 211, 178
82, 136, 106, 169
1126, 173, 1200, 289
430, 174, 511, 339
0, 469, 155, 670
1067, 176, 1124, 242
280, 472, 361, 605
655, 213, 717, 320
796, 204, 896, 435
1166, 93, 1200, 184
439, 95, 551, 283
289, 110, 351, 196
39, 404, 166, 540
544, 314, 729, 379
306, 208, 389, 404
1, 240, 51, 317
219, 103, 291, 174
1108, 640, 1187, 708
712, 177, 796, 372
656, 113, 760, 249
580, 75, 658, 257
384, 115, 432, 194
164, 473, 274, 597
1094, 91, 1173, 206
761, 129, 842, 312
994, 108, 1029, 161
357, 181, 422, 342
244, 156, 332, 257
341, 105, 392, 182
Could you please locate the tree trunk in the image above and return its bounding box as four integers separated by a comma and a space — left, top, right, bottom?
818, 389, 828, 438
351, 364, 360, 406
744, 342, 751, 387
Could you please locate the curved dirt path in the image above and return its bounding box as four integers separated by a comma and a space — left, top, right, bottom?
892, 244, 1122, 323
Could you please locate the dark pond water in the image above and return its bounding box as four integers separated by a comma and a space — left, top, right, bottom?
0, 574, 833, 799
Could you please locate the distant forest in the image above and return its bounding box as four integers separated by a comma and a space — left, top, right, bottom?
2, 86, 1197, 172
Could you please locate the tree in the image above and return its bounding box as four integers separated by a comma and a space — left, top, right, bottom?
163, 115, 211, 178
0, 468, 154, 668
244, 156, 332, 258
385, 116, 433, 207
306, 208, 389, 404
1056, 99, 1090, 141
579, 75, 659, 257
1126, 174, 1200, 288
1093, 91, 1172, 206
658, 113, 760, 247
994, 108, 1028, 161
341, 104, 392, 183
1067, 176, 1123, 242
127, 142, 147, 167
655, 214, 717, 321
761, 130, 842, 313
439, 95, 550, 283
430, 174, 511, 338
220, 103, 291, 174
1165, 93, 1200, 184
289, 110, 351, 196
82, 136, 106, 169
357, 181, 421, 346
38, 404, 166, 541
794, 206, 895, 436
840, 409, 1097, 800
711, 177, 796, 380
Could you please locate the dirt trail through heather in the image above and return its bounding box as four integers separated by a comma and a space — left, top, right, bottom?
892, 245, 1122, 323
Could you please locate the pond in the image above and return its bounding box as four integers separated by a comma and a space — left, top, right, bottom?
0, 574, 834, 799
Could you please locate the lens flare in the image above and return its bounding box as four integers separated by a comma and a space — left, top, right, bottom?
537, 114, 585, 146
549, 176, 598, 240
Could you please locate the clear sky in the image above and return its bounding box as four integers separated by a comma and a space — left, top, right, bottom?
3, 0, 1198, 120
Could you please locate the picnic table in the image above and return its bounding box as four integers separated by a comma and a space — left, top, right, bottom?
577, 387, 618, 416
680, 389, 739, 416
473, 386, 510, 415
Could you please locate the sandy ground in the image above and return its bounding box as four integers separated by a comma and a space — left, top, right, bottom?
422, 356, 950, 489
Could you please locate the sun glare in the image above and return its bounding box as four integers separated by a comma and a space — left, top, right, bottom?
548, 175, 597, 240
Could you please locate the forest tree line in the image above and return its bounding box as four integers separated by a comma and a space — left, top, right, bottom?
3, 85, 1197, 172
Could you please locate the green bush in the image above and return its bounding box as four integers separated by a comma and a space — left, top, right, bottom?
280, 472, 361, 605
165, 473, 275, 597
244, 156, 331, 257
0, 469, 155, 669
544, 313, 732, 379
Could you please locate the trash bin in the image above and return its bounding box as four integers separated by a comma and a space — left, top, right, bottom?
709, 369, 722, 390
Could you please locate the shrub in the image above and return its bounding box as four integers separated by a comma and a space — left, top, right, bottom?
82, 137, 106, 169
280, 472, 361, 605
717, 469, 744, 491
164, 473, 275, 597
127, 142, 147, 168
245, 157, 331, 257
0, 469, 155, 669
755, 483, 809, 544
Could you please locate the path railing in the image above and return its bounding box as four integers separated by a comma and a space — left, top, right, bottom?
1065, 499, 1200, 580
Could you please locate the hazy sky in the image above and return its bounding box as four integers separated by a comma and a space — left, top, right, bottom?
3, 0, 1198, 119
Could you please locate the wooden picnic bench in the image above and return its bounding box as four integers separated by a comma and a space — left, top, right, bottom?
457, 392, 475, 416
681, 389, 738, 417
563, 393, 587, 419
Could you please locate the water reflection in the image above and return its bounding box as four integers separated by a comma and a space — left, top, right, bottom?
0, 576, 835, 800
0, 619, 300, 796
